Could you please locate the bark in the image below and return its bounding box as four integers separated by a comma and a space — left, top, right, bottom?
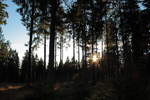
49, 0, 58, 69
72, 23, 75, 62
28, 1, 35, 82
60, 34, 63, 62
78, 38, 80, 69
90, 0, 94, 55
44, 34, 46, 69
54, 36, 57, 68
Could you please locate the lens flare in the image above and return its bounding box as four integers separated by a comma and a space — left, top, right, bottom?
92, 55, 98, 62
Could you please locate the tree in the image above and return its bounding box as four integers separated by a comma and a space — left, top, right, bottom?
20, 50, 29, 82
14, 0, 38, 82
0, 32, 10, 82
21, 51, 45, 82
36, 58, 46, 81
48, 0, 60, 69
0, 32, 19, 82
0, 0, 8, 32
142, 0, 150, 77
36, 0, 49, 70
102, 0, 121, 79
142, 0, 150, 56
7, 49, 19, 82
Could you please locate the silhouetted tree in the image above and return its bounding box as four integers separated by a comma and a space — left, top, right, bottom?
36, 58, 46, 81
0, 33, 19, 82
13, 0, 36, 83
7, 49, 19, 82
20, 50, 29, 82
48, 0, 60, 69
0, 33, 10, 82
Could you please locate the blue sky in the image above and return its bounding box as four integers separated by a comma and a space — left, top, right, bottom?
2, 0, 145, 65
2, 0, 75, 64
3, 0, 28, 61
2, 0, 101, 65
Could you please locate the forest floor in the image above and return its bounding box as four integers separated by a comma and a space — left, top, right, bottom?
0, 81, 94, 100
0, 83, 35, 100
0, 80, 145, 100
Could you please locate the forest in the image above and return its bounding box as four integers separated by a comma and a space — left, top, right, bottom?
0, 0, 150, 100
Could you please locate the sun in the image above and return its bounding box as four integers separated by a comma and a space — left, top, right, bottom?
87, 53, 100, 64
92, 54, 98, 63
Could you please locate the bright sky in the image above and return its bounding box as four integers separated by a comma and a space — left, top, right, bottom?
2, 0, 102, 65
3, 0, 28, 62
2, 0, 76, 64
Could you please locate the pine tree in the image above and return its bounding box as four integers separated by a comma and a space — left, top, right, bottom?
7, 49, 19, 82
20, 50, 29, 82
36, 58, 46, 81
13, 0, 38, 82
0, 0, 8, 32
48, 0, 60, 69
0, 33, 10, 82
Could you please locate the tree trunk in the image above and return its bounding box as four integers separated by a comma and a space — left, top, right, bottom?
28, 1, 35, 83
60, 34, 63, 62
84, 34, 87, 67
60, 36, 62, 62
49, 0, 58, 69
115, 30, 120, 78
90, 0, 94, 55
72, 23, 75, 63
96, 35, 98, 53
62, 37, 63, 62
54, 36, 57, 68
78, 38, 80, 69
101, 37, 104, 58
44, 34, 46, 69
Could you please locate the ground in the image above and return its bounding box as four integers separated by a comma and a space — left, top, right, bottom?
0, 83, 35, 100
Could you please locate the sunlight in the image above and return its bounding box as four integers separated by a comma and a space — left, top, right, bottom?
88, 53, 100, 64
92, 55, 98, 63
0, 85, 23, 91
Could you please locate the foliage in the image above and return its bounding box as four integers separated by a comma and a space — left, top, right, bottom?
1, 2, 150, 100
0, 33, 19, 82
21, 51, 46, 82
0, 0, 8, 29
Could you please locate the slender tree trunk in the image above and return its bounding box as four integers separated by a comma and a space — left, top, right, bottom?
82, 43, 84, 68
60, 36, 62, 62
115, 31, 120, 78
105, 16, 110, 80
101, 37, 104, 79
96, 35, 98, 53
44, 34, 46, 69
122, 35, 133, 77
101, 37, 104, 58
49, 0, 58, 69
84, 34, 87, 67
78, 38, 80, 69
60, 34, 63, 62
28, 1, 34, 83
62, 37, 63, 62
54, 36, 57, 68
81, 24, 87, 68
90, 0, 94, 55
72, 23, 75, 63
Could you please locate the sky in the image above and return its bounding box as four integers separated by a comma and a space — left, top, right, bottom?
3, 0, 28, 62
2, 0, 102, 65
2, 0, 76, 64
